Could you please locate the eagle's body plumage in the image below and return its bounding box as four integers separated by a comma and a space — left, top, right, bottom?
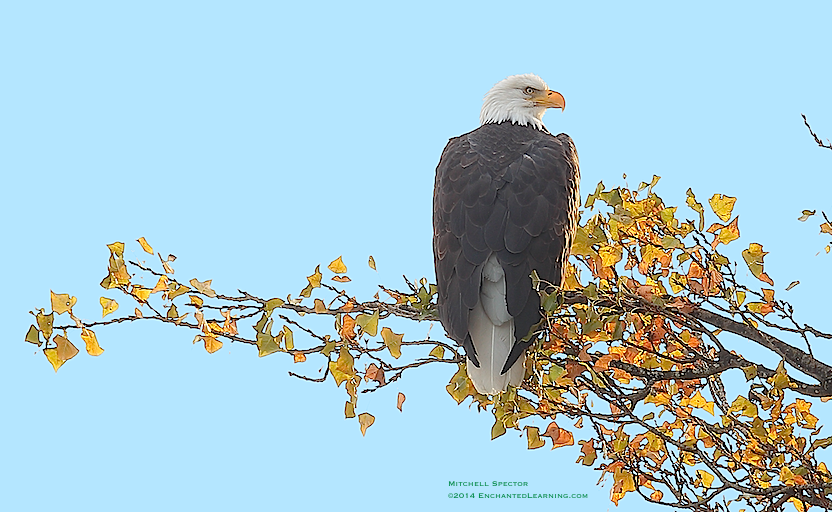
432, 74, 580, 394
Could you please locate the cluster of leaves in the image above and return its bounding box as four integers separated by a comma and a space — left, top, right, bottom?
25, 179, 832, 511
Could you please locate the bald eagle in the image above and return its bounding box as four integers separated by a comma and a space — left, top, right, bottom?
432, 74, 580, 395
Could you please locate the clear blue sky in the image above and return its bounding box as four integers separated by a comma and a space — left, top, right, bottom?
2, 1, 831, 510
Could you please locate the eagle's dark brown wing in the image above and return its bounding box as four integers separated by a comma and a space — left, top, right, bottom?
432, 122, 580, 372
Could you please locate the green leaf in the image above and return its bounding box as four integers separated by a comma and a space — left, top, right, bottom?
429, 345, 445, 359
25, 325, 42, 346
356, 310, 379, 337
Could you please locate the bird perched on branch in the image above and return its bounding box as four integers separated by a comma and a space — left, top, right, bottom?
432, 74, 580, 394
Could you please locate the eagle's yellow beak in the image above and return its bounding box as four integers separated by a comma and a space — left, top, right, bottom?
531, 90, 566, 111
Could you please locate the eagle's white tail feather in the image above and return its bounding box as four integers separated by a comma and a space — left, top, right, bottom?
466, 255, 525, 394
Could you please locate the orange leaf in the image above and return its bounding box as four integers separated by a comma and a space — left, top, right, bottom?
397, 392, 405, 412
358, 413, 375, 436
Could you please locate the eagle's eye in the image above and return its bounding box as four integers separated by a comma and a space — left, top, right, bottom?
524, 86, 535, 95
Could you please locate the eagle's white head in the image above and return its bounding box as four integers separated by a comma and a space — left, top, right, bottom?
479, 73, 565, 131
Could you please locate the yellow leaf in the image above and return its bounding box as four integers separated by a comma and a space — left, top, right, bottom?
329, 346, 355, 386
282, 325, 294, 350
687, 390, 714, 415
328, 256, 348, 274
697, 469, 715, 488
166, 304, 179, 319
358, 412, 375, 436
525, 426, 545, 449
742, 243, 774, 286
54, 335, 79, 361
686, 188, 705, 230
708, 194, 737, 222
80, 328, 104, 356
356, 310, 379, 337
25, 325, 42, 346
429, 345, 445, 359
786, 281, 799, 291
151, 275, 169, 293
189, 278, 217, 298
44, 348, 65, 372
599, 245, 622, 267
314, 299, 327, 313
332, 275, 351, 283
729, 396, 758, 417
50, 291, 77, 315
131, 286, 151, 302
199, 335, 222, 354
107, 241, 125, 257
167, 282, 190, 300
100, 297, 118, 318
189, 295, 204, 307
368, 255, 376, 271
397, 392, 405, 412
36, 310, 54, 341
136, 237, 154, 254
380, 326, 402, 358
345, 401, 355, 419
300, 266, 322, 298
821, 222, 832, 235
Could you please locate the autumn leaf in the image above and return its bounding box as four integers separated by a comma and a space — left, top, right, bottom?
131, 285, 151, 302
356, 310, 379, 337
293, 351, 306, 363
696, 469, 715, 488
50, 291, 77, 315
340, 314, 356, 341
328, 256, 347, 274
300, 265, 323, 298
685, 390, 715, 415
264, 297, 284, 312
541, 421, 574, 449
577, 440, 597, 465
821, 222, 832, 235
708, 194, 737, 222
44, 348, 65, 372
381, 327, 403, 358
100, 297, 119, 318
137, 237, 154, 254
329, 346, 355, 387
358, 412, 374, 436
80, 328, 104, 356
706, 216, 740, 248
345, 401, 355, 419
686, 188, 705, 230
742, 243, 774, 286
429, 345, 445, 359
197, 335, 223, 354
798, 210, 816, 221
189, 278, 217, 298
729, 396, 759, 417
365, 363, 385, 385
167, 282, 190, 300
151, 275, 169, 293
525, 426, 545, 449
332, 275, 351, 283
25, 325, 41, 346
397, 392, 405, 412
786, 281, 800, 291
282, 325, 294, 350
368, 255, 376, 270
